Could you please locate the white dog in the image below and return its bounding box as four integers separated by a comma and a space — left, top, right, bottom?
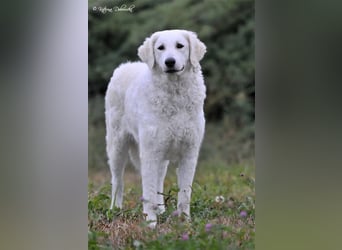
105, 29, 206, 227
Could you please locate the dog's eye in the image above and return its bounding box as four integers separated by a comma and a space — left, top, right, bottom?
157, 45, 165, 50
176, 43, 184, 49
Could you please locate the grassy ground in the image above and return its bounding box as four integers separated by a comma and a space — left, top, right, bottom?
88, 162, 255, 249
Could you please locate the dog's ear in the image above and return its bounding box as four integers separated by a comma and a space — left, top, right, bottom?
138, 35, 156, 69
186, 31, 206, 67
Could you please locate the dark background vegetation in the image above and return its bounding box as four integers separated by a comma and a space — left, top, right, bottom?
89, 0, 254, 170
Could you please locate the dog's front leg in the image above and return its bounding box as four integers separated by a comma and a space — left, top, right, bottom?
140, 157, 162, 228
176, 155, 198, 218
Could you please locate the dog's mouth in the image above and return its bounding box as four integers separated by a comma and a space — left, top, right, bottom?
165, 66, 184, 74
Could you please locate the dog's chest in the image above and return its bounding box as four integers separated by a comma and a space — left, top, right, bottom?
161, 117, 198, 162
149, 88, 201, 119
149, 91, 204, 159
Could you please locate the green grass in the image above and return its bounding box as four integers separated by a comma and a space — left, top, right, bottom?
88, 163, 255, 249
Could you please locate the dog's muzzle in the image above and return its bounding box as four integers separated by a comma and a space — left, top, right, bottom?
164, 57, 184, 73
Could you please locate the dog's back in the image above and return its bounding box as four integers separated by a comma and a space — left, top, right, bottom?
105, 62, 148, 112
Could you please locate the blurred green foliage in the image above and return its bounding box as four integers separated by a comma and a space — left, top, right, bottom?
88, 0, 254, 169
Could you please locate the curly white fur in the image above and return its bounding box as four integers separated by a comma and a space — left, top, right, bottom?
105, 30, 206, 228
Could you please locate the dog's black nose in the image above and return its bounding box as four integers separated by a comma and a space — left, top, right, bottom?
165, 58, 176, 68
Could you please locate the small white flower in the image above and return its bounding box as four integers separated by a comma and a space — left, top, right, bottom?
133, 240, 142, 247
215, 195, 225, 203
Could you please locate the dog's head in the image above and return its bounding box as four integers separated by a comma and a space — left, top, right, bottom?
138, 30, 206, 74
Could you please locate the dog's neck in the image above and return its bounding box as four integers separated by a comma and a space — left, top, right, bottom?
152, 69, 200, 93
165, 73, 183, 82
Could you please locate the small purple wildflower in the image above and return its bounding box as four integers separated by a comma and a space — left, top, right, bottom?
240, 210, 247, 217
205, 223, 212, 232
181, 233, 189, 241
140, 196, 145, 202
172, 210, 180, 217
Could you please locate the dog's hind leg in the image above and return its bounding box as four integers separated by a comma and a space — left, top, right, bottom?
107, 138, 128, 210
105, 107, 128, 209
128, 141, 140, 171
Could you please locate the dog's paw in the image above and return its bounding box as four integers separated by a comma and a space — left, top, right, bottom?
147, 221, 157, 229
